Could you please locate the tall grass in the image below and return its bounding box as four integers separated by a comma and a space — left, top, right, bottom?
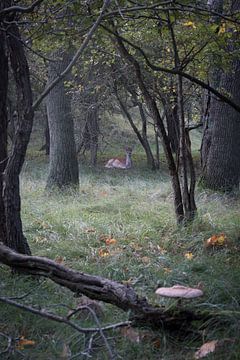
0, 151, 240, 359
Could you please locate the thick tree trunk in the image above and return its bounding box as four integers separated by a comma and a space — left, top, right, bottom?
46, 51, 79, 189
3, 22, 33, 254
201, 0, 223, 170
0, 18, 8, 243
201, 1, 240, 190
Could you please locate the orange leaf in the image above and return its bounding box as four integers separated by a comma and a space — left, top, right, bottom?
205, 233, 227, 248
105, 238, 117, 245
16, 337, 36, 350
194, 340, 218, 359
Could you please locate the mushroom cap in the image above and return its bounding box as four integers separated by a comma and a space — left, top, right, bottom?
155, 285, 203, 299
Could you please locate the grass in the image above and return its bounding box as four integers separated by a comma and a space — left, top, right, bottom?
0, 148, 240, 359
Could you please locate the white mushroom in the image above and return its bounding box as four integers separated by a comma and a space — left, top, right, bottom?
155, 285, 203, 299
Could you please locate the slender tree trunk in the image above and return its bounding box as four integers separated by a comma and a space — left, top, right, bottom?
0, 17, 8, 243
114, 34, 184, 223
3, 22, 33, 254
201, 0, 240, 190
46, 51, 79, 189
116, 92, 156, 170
87, 105, 99, 167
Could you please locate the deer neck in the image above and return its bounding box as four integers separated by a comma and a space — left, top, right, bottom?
125, 153, 132, 168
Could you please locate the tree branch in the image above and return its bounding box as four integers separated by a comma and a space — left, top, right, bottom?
0, 243, 211, 331
0, 0, 44, 16
33, 0, 111, 111
102, 25, 240, 114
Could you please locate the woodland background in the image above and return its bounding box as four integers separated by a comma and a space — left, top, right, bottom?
0, 0, 240, 359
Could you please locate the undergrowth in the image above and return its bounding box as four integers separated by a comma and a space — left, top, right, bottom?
0, 152, 239, 359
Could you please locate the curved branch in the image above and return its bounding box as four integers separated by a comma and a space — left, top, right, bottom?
0, 243, 211, 331
102, 26, 240, 114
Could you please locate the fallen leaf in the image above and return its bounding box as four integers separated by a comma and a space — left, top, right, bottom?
183, 21, 196, 29
120, 326, 141, 343
55, 256, 65, 264
85, 228, 96, 233
218, 22, 226, 34
194, 340, 218, 359
141, 256, 150, 264
16, 337, 36, 350
98, 248, 110, 257
105, 238, 117, 245
185, 252, 193, 260
152, 337, 161, 348
205, 233, 227, 248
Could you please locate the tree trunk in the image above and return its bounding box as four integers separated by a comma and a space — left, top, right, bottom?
0, 16, 8, 243
201, 1, 240, 190
3, 22, 33, 254
201, 0, 223, 170
46, 51, 79, 189
114, 35, 184, 223
116, 91, 156, 170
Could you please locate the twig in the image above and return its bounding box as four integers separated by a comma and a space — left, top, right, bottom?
84, 305, 115, 359
0, 296, 131, 334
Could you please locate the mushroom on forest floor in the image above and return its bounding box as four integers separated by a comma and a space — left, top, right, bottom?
155, 285, 203, 305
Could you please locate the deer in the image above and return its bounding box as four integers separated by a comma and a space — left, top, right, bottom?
105, 147, 133, 169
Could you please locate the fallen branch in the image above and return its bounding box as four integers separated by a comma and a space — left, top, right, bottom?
0, 244, 210, 331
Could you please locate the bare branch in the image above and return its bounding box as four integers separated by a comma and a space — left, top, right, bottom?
33, 0, 111, 111
102, 25, 240, 114
0, 0, 44, 16
0, 243, 212, 331
0, 295, 131, 334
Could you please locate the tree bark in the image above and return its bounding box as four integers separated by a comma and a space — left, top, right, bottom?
3, 22, 32, 254
201, 0, 223, 170
201, 0, 240, 190
0, 12, 8, 243
46, 51, 79, 189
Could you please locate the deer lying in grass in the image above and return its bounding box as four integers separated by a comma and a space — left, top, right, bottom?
105, 147, 133, 169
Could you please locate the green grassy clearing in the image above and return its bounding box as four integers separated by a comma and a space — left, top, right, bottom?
0, 148, 240, 359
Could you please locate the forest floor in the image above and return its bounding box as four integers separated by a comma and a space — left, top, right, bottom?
0, 141, 240, 359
